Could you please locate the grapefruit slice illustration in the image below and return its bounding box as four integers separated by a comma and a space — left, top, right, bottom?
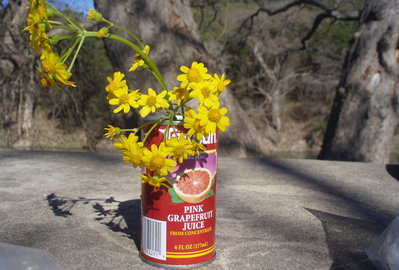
173, 168, 213, 203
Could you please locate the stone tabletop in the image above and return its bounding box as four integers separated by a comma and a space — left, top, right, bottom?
0, 149, 398, 270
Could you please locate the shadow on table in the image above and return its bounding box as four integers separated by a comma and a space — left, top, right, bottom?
244, 157, 395, 270
46, 193, 141, 250
386, 164, 399, 181
306, 208, 382, 270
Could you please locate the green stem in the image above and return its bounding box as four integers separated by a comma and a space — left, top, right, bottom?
48, 18, 76, 31
48, 20, 63, 24
181, 104, 185, 116
103, 18, 144, 48
47, 2, 82, 30
142, 120, 162, 145
85, 32, 167, 91
164, 114, 174, 142
51, 25, 76, 32
120, 128, 137, 132
107, 33, 167, 90
137, 117, 168, 135
49, 34, 75, 44
60, 36, 80, 63
67, 35, 85, 71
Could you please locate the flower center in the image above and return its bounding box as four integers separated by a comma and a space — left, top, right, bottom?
174, 87, 188, 99
174, 146, 185, 156
187, 68, 201, 83
208, 109, 222, 123
96, 29, 106, 38
108, 82, 119, 92
38, 34, 49, 49
150, 154, 165, 169
119, 93, 130, 104
147, 96, 157, 106
40, 78, 50, 87
193, 119, 202, 131
42, 59, 56, 74
134, 53, 143, 62
201, 87, 211, 97
130, 154, 142, 166
37, 5, 47, 19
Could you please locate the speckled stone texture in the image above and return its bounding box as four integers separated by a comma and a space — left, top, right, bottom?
0, 149, 398, 270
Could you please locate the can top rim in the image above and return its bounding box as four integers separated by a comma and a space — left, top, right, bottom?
142, 114, 184, 125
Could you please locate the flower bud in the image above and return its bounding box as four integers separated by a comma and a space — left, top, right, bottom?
87, 9, 103, 22
48, 36, 59, 46
46, 8, 56, 18
96, 27, 109, 38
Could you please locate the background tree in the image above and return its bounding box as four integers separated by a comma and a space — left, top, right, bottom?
216, 0, 361, 153
0, 0, 36, 147
0, 0, 114, 150
94, 0, 274, 156
1, 0, 397, 162
237, 0, 398, 163
319, 0, 399, 163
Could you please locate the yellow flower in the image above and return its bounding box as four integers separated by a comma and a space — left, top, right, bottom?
183, 109, 208, 140
87, 9, 103, 21
129, 45, 150, 72
27, 0, 46, 9
165, 136, 194, 163
114, 133, 141, 153
30, 31, 50, 53
24, 9, 44, 33
113, 133, 145, 168
141, 174, 170, 191
142, 143, 177, 176
168, 86, 190, 106
109, 85, 141, 113
96, 27, 108, 38
105, 71, 127, 99
198, 104, 230, 134
177, 62, 211, 88
184, 107, 196, 118
39, 51, 76, 87
39, 70, 56, 87
25, 5, 50, 53
123, 142, 145, 168
190, 80, 219, 107
213, 73, 231, 94
104, 125, 120, 139
138, 88, 169, 117
191, 140, 207, 155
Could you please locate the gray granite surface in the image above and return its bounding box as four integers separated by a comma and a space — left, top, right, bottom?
0, 149, 398, 270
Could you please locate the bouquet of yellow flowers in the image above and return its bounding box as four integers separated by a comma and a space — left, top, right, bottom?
25, 0, 231, 190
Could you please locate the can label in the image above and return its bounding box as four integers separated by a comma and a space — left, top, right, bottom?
140, 123, 217, 267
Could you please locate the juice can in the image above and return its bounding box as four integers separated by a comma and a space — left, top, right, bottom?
140, 119, 217, 269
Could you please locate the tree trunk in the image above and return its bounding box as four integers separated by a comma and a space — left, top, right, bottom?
319, 0, 399, 163
0, 1, 37, 148
94, 0, 274, 157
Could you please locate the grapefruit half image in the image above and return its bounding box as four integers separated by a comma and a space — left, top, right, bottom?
173, 168, 213, 203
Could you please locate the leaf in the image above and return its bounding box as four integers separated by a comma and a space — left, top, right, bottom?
168, 188, 185, 203
206, 189, 214, 199
168, 188, 215, 203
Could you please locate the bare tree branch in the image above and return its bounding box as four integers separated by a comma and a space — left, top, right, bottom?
239, 0, 361, 50
190, 0, 219, 31
249, 38, 277, 83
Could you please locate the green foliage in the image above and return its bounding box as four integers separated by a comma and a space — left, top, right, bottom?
74, 37, 114, 128
268, 27, 278, 38
42, 7, 116, 150
191, 0, 257, 42
310, 121, 327, 134
311, 20, 358, 52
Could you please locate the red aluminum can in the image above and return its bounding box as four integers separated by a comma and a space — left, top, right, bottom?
140, 119, 217, 268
